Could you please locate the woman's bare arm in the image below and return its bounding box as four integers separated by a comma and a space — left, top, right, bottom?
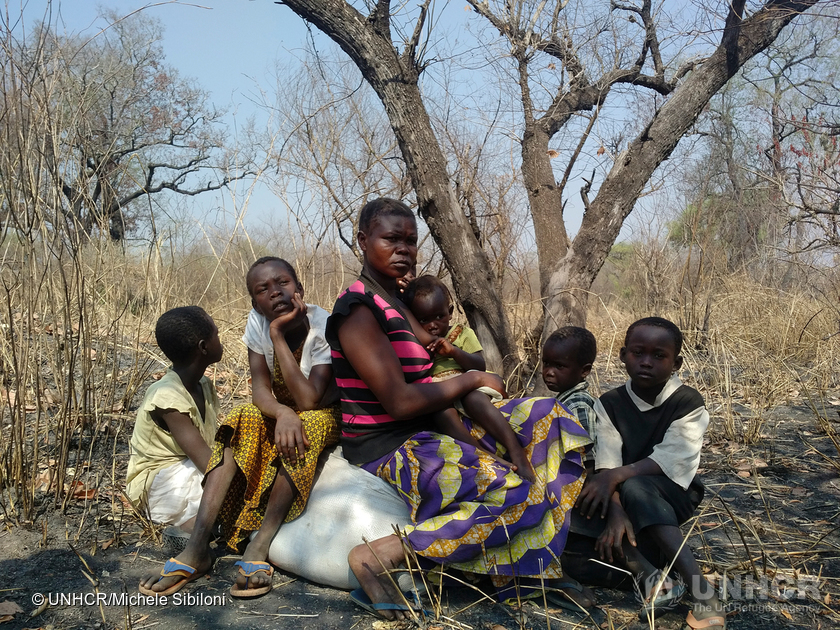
337, 304, 503, 421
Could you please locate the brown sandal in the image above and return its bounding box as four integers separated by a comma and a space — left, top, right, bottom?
685, 610, 726, 629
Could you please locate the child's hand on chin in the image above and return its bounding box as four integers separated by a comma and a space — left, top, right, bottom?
269, 293, 307, 338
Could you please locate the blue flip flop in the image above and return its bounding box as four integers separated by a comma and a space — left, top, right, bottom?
349, 587, 429, 618
138, 557, 206, 597
230, 560, 274, 598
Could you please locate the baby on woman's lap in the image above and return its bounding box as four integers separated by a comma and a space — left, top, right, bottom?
324, 197, 592, 620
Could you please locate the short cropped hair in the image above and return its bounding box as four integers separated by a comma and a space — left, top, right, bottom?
155, 306, 214, 364
358, 197, 415, 233
625, 316, 683, 355
245, 257, 299, 296
545, 326, 597, 366
403, 275, 452, 308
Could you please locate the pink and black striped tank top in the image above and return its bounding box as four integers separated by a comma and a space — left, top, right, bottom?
325, 279, 433, 464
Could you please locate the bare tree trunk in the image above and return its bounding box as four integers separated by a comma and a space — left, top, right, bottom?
522, 120, 570, 294
540, 0, 820, 346
279, 0, 520, 377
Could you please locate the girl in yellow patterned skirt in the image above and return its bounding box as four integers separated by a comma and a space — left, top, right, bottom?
139, 257, 339, 599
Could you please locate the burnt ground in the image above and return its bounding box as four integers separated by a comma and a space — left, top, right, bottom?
1, 389, 839, 630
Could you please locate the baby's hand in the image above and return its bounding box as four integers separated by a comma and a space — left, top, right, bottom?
269, 293, 307, 341
397, 275, 411, 292
426, 337, 455, 357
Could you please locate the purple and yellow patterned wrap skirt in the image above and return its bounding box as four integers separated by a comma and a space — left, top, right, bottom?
361, 396, 592, 600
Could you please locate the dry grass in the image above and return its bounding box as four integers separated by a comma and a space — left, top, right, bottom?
0, 227, 356, 527
0, 183, 838, 630
585, 255, 840, 444
2, 224, 839, 521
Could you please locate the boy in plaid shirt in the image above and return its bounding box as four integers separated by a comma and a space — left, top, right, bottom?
542, 326, 597, 472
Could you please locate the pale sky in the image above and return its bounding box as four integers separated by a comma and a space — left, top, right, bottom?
35, 1, 494, 237
51, 1, 304, 118
23, 1, 642, 243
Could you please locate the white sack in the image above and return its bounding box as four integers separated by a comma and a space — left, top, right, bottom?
265, 445, 411, 590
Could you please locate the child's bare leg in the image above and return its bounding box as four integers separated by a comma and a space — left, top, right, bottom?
434, 408, 517, 472
234, 466, 296, 591
461, 391, 535, 482
349, 534, 412, 621
618, 535, 661, 586
645, 524, 722, 621
435, 407, 481, 447
139, 446, 237, 592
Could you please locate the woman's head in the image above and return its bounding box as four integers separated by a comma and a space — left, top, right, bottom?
357, 198, 418, 282
358, 198, 415, 233
155, 306, 223, 367
246, 257, 304, 321
405, 275, 454, 337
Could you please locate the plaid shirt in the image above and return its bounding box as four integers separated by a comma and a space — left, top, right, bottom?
555, 381, 597, 463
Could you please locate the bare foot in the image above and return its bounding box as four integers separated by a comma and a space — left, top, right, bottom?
548, 577, 596, 609
348, 535, 414, 621
509, 447, 536, 483
563, 583, 596, 608
139, 547, 212, 593
644, 574, 675, 601
477, 447, 517, 472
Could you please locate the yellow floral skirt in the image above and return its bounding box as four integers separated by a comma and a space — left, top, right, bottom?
207, 404, 340, 552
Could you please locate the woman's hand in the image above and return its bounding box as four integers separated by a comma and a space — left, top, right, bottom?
595, 503, 636, 562
575, 469, 621, 519
476, 371, 506, 398
269, 293, 307, 343
273, 405, 310, 466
